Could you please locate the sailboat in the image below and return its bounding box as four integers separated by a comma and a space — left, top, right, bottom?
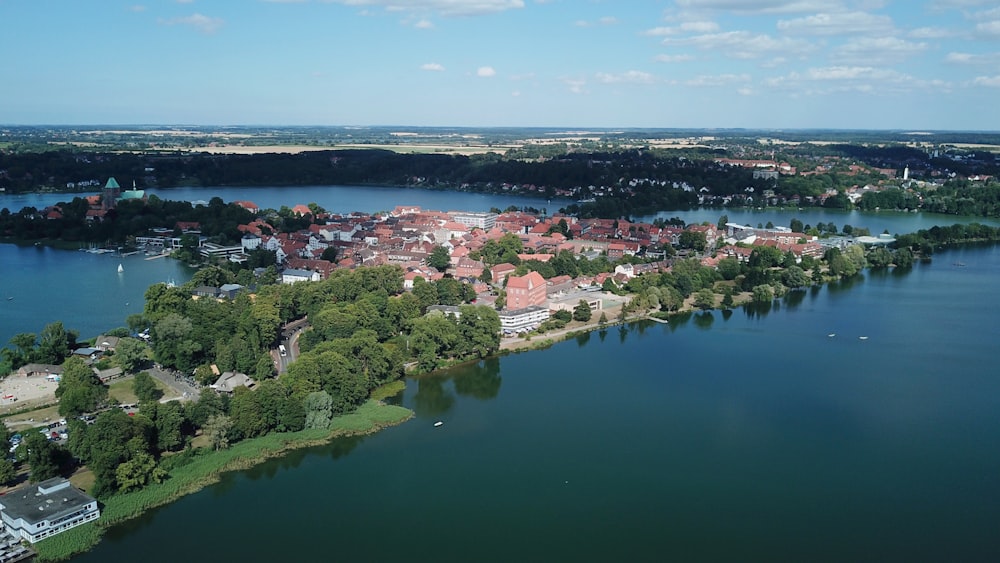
117, 263, 124, 274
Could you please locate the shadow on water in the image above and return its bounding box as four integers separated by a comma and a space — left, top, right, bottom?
575, 330, 590, 347
598, 328, 608, 342
825, 273, 865, 294
666, 311, 693, 331
743, 300, 773, 319
410, 357, 503, 417
693, 311, 715, 330
721, 308, 734, 321
784, 288, 806, 310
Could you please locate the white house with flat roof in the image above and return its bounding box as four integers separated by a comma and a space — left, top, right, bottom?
0, 478, 99, 543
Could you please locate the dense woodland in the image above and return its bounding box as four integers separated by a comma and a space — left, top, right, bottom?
2, 263, 504, 497
4, 146, 999, 222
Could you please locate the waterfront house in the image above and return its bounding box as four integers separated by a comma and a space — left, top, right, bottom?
0, 478, 100, 543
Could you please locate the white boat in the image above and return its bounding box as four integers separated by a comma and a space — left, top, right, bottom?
859, 336, 868, 340
117, 263, 124, 273
433, 421, 444, 427
828, 333, 836, 337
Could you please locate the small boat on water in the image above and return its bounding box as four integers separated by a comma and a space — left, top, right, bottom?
433, 421, 444, 427
117, 263, 124, 273
859, 336, 869, 340
828, 333, 836, 337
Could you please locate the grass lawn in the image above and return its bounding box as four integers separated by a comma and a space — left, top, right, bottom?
108, 376, 176, 405
3, 404, 63, 431
69, 467, 96, 495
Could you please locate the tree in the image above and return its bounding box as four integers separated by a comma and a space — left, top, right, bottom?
717, 257, 742, 281
694, 288, 716, 310
573, 300, 593, 322
36, 321, 76, 364
678, 230, 707, 251
204, 414, 233, 451
23, 431, 69, 483
781, 266, 809, 289
457, 305, 501, 359
0, 457, 16, 486
115, 451, 166, 493
752, 284, 774, 303
114, 337, 148, 373
717, 215, 729, 230
55, 357, 108, 417
133, 372, 162, 403
303, 390, 333, 430
721, 288, 735, 309
428, 245, 452, 272
320, 246, 338, 262
790, 218, 804, 233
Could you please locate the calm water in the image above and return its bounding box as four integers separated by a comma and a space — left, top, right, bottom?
67, 244, 1000, 562
1, 185, 553, 216
0, 245, 193, 345
5, 185, 998, 235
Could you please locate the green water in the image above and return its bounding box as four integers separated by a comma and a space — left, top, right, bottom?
69, 245, 1000, 562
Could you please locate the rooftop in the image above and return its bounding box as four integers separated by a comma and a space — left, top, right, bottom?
0, 479, 95, 527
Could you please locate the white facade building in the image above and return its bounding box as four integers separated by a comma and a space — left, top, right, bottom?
0, 478, 100, 543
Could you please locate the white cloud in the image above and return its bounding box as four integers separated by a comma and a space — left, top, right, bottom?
930, 0, 996, 9
674, 0, 838, 15
643, 26, 678, 36
414, 18, 434, 28
777, 11, 895, 35
684, 73, 751, 86
595, 70, 655, 84
832, 37, 927, 64
976, 20, 1000, 37
158, 13, 224, 34
642, 21, 718, 36
560, 77, 587, 94
576, 16, 619, 27
511, 90, 521, 97
129, 5, 147, 12
679, 20, 720, 32
662, 30, 813, 59
325, 0, 525, 17
946, 51, 1000, 65
176, 0, 194, 3
972, 75, 1000, 87
654, 54, 695, 63
908, 26, 956, 39
763, 65, 951, 96
420, 62, 445, 71
477, 66, 496, 77
737, 87, 755, 95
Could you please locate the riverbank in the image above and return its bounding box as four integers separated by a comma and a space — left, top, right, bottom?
498, 290, 755, 353
32, 400, 413, 562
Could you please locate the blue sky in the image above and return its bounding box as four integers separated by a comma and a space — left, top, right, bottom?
1, 0, 998, 130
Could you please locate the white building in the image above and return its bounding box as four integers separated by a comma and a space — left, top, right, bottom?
499, 306, 550, 332
281, 269, 321, 284
449, 211, 498, 231
0, 478, 100, 543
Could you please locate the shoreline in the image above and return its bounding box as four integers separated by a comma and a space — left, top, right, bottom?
32, 401, 413, 562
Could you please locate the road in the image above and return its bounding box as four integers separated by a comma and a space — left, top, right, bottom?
148, 365, 200, 400
276, 317, 308, 374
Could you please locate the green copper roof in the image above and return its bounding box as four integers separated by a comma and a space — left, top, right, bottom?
120, 190, 145, 199
104, 177, 121, 189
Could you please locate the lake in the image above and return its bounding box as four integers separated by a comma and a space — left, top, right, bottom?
4, 184, 998, 236
1, 188, 998, 561
0, 245, 194, 346
66, 243, 1000, 562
